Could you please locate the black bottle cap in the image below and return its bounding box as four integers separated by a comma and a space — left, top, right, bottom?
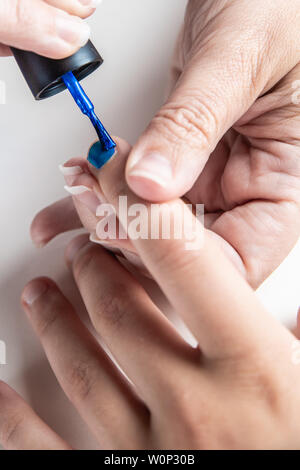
12, 40, 103, 100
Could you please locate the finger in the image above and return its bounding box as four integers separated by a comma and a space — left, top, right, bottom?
66, 236, 198, 408
0, 44, 11, 56
61, 157, 107, 232
295, 308, 300, 340
96, 139, 292, 360
60, 157, 133, 251
1, 0, 90, 59
21, 276, 148, 448
31, 197, 82, 247
168, 25, 184, 94
210, 198, 300, 288
44, 0, 101, 19
125, 0, 300, 201
0, 381, 70, 450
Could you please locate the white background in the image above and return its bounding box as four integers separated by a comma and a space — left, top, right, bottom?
0, 0, 299, 449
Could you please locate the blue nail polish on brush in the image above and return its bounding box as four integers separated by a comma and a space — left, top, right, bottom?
13, 41, 116, 170
62, 71, 116, 169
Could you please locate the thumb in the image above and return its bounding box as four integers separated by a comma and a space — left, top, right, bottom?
0, 0, 90, 59
125, 3, 300, 202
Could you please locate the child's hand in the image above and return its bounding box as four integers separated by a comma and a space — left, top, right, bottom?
1, 140, 300, 450
0, 0, 97, 58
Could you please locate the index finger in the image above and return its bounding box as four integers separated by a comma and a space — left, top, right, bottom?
93, 139, 292, 359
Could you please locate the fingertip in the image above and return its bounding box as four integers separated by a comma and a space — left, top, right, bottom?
86, 137, 131, 177
125, 148, 178, 201
126, 173, 175, 202
30, 213, 49, 248
57, 0, 101, 20
21, 278, 52, 309
87, 142, 116, 170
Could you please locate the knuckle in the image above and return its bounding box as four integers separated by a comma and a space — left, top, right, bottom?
66, 360, 96, 402
233, 24, 278, 94
166, 384, 211, 449
72, 245, 98, 284
153, 95, 219, 151
10, 0, 34, 29
246, 366, 282, 413
72, 245, 131, 331
33, 301, 61, 339
0, 411, 24, 449
94, 286, 130, 332
221, 353, 282, 413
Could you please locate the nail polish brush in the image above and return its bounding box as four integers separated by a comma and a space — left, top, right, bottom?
12, 41, 115, 169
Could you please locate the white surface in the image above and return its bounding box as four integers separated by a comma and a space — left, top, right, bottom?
0, 0, 299, 450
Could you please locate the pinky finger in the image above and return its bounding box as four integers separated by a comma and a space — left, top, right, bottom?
0, 381, 71, 450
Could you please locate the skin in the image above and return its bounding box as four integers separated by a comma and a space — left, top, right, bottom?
124, 0, 300, 287
1, 139, 300, 450
0, 0, 97, 58
1, 0, 299, 450
31, 0, 300, 288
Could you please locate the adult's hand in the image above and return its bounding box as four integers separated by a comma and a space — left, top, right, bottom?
124, 0, 300, 286
1, 140, 300, 450
0, 0, 99, 58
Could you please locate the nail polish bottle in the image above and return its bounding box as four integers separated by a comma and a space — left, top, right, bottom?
12, 41, 116, 169
12, 41, 102, 100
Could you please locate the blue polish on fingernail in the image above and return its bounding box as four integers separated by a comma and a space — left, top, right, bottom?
62, 71, 116, 169
88, 142, 116, 169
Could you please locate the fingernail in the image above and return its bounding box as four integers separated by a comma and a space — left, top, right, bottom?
88, 142, 117, 170
64, 185, 91, 195
64, 185, 102, 213
56, 15, 90, 47
78, 0, 102, 7
59, 164, 83, 177
65, 235, 89, 266
128, 152, 173, 187
22, 280, 49, 306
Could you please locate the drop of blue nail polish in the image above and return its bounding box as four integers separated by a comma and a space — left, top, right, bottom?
62, 71, 116, 170
88, 142, 115, 169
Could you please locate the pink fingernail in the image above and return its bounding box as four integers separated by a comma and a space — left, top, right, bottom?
22, 280, 49, 306
59, 164, 84, 185
64, 185, 102, 214
64, 185, 91, 195
127, 152, 173, 188
59, 164, 83, 176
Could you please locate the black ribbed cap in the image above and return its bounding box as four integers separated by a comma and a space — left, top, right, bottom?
12, 41, 103, 100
